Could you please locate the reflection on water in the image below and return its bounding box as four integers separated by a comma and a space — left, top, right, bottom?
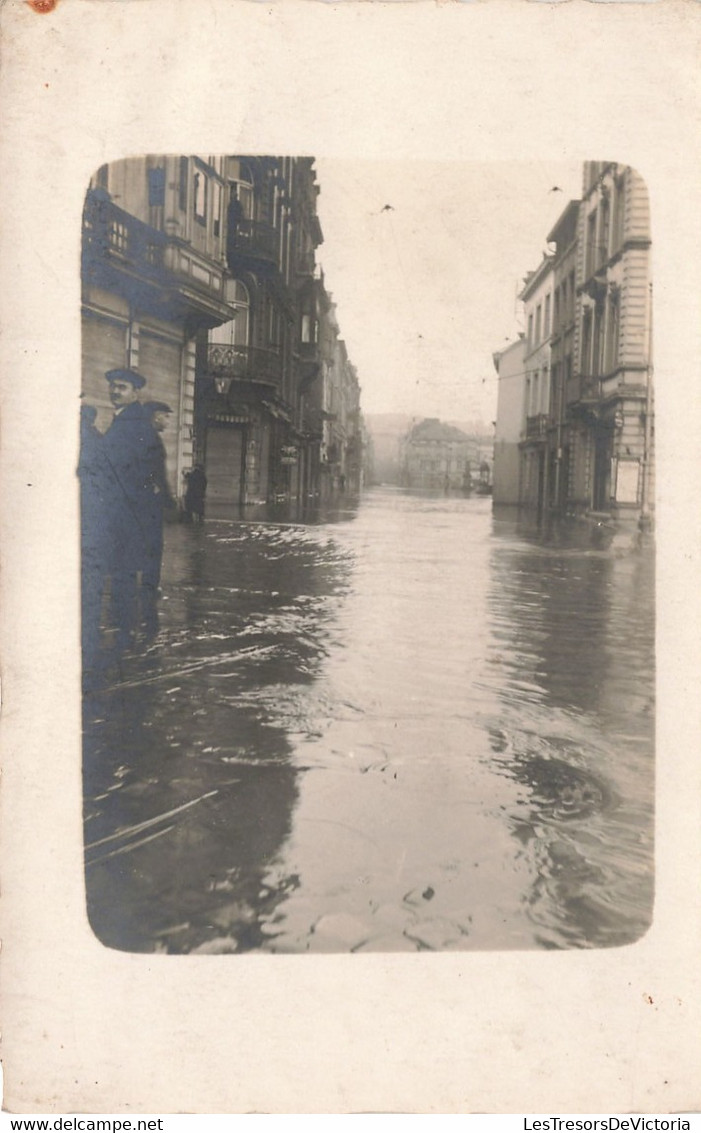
84, 488, 654, 952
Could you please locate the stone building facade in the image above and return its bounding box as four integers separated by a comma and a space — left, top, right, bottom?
518, 256, 554, 512
400, 418, 476, 491
493, 162, 653, 524
81, 155, 365, 511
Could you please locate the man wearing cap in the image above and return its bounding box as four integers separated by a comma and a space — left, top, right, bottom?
101, 369, 162, 652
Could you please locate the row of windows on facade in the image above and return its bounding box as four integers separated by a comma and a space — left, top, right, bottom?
524, 174, 627, 355
97, 158, 309, 250
525, 296, 620, 421
527, 295, 621, 400
209, 279, 319, 350
414, 458, 466, 472
525, 369, 550, 419
98, 156, 319, 350
526, 270, 576, 353
583, 174, 627, 280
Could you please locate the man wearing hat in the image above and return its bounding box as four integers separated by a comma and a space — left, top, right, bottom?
101, 369, 163, 652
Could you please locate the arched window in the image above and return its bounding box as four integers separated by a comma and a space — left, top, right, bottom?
210, 280, 250, 347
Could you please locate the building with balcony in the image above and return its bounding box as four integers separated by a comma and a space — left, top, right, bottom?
493, 162, 653, 524
518, 256, 554, 512
81, 155, 236, 498
546, 198, 580, 513
567, 162, 653, 519
82, 154, 364, 513
193, 156, 344, 509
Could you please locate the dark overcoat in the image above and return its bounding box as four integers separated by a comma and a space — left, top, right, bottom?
102, 401, 163, 575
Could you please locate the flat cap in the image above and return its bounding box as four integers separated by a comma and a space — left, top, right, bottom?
143, 400, 173, 415
105, 368, 146, 389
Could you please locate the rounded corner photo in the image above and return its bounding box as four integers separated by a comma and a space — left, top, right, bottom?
80, 156, 655, 955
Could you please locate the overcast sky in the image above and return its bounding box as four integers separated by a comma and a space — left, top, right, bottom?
313, 159, 583, 426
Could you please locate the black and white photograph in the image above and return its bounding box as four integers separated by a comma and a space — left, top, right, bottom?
80, 156, 655, 955
3, 0, 700, 1116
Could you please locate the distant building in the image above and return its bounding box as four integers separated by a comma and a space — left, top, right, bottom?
492, 337, 526, 505
364, 414, 415, 485
400, 418, 476, 491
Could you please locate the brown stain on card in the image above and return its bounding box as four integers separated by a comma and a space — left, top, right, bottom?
27, 0, 58, 12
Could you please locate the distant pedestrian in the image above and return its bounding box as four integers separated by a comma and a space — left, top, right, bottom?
184, 464, 207, 524
101, 369, 162, 653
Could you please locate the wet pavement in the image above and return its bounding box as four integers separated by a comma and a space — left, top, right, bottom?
83, 488, 655, 953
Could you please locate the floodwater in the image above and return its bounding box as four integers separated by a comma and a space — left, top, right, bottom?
83, 488, 655, 953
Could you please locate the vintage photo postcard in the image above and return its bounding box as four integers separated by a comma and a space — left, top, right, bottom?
2, 0, 701, 1116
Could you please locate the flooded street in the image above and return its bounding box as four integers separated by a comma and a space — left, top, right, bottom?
83, 488, 655, 953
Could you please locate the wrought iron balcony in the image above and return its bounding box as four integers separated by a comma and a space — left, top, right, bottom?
525, 414, 549, 440
206, 343, 283, 388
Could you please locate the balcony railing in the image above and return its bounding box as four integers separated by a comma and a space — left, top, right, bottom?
228, 219, 278, 264
83, 191, 169, 282
525, 414, 549, 440
296, 250, 316, 276
206, 343, 283, 388
297, 340, 319, 360
566, 374, 601, 405
82, 191, 230, 320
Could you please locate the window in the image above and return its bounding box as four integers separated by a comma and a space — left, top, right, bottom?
550, 362, 559, 417
194, 171, 207, 225
554, 287, 560, 329
527, 314, 533, 350
147, 167, 165, 208
535, 305, 542, 346
599, 195, 610, 268
212, 180, 221, 238
581, 311, 592, 373
592, 308, 603, 377
544, 294, 551, 337
586, 211, 597, 278
612, 173, 626, 251
606, 294, 620, 373
179, 157, 189, 211
110, 220, 128, 255
301, 314, 317, 344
